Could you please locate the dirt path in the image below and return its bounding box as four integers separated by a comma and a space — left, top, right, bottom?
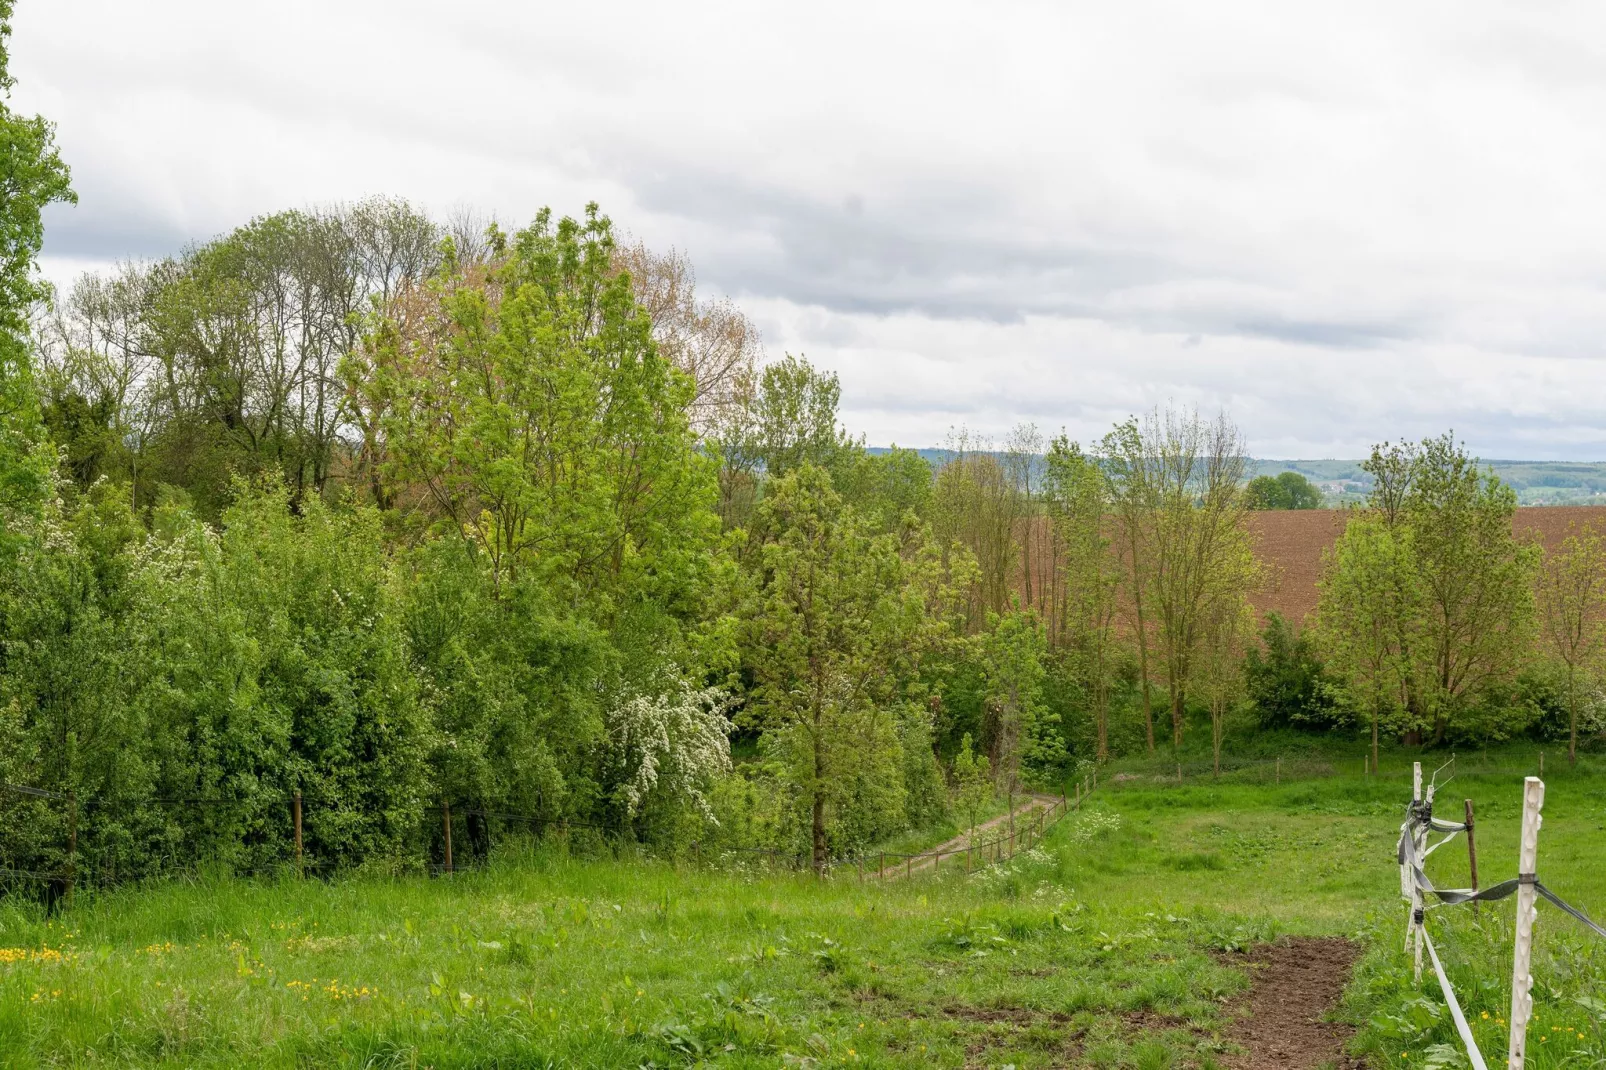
1223, 937, 1365, 1069
877, 794, 1063, 880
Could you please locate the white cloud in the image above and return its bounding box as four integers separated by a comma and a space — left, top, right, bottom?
15, 0, 1606, 457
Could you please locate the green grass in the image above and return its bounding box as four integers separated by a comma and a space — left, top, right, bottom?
2, 749, 1603, 1068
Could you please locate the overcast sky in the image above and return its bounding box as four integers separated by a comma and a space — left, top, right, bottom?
15, 1, 1606, 459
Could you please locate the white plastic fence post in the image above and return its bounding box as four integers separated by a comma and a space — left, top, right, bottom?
1410, 762, 1424, 982
1507, 777, 1545, 1070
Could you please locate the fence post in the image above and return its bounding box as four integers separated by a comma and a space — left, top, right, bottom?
1276, 757, 1281, 785
1507, 777, 1545, 1070
857, 856, 863, 883
1177, 762, 1182, 784
1538, 751, 1544, 777
442, 800, 454, 874
1407, 762, 1424, 982
66, 790, 78, 908
906, 855, 912, 879
1464, 799, 1479, 919
879, 852, 884, 880
293, 791, 303, 878
935, 850, 941, 874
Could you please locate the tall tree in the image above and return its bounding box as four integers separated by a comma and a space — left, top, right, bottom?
0, 0, 73, 532
1316, 514, 1418, 771
1396, 435, 1538, 742
1537, 522, 1606, 767
745, 464, 959, 872
1100, 418, 1160, 751
1043, 435, 1120, 760
1128, 408, 1256, 750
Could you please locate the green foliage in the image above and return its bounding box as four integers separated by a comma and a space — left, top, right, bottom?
0, 0, 73, 539
1244, 612, 1338, 729
742, 464, 967, 867
1244, 471, 1323, 510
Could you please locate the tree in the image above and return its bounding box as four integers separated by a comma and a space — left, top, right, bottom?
373, 204, 719, 606
1390, 435, 1538, 742
1245, 471, 1322, 510
1130, 407, 1258, 750
1196, 591, 1254, 777
1243, 612, 1335, 729
933, 429, 1027, 630
1316, 514, 1417, 771
1537, 522, 1606, 766
1043, 435, 1121, 760
1100, 418, 1160, 751
0, 0, 74, 534
745, 465, 959, 871
950, 732, 992, 840
613, 239, 763, 435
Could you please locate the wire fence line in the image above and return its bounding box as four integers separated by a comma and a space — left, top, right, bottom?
1394, 761, 1606, 1070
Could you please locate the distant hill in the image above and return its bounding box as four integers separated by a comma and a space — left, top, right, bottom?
868, 448, 1606, 506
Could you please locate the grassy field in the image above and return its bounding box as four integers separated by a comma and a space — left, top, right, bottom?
2, 750, 1604, 1068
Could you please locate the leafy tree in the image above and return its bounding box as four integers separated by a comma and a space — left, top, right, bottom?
1316, 513, 1418, 770
1099, 418, 1160, 751
1043, 435, 1121, 760
1536, 522, 1606, 766
1196, 591, 1254, 777
0, 0, 74, 535
1382, 435, 1539, 742
933, 430, 1026, 630
744, 464, 960, 871
1245, 471, 1323, 510
1121, 407, 1258, 750
1243, 612, 1335, 729
373, 204, 720, 612
950, 732, 992, 840
978, 609, 1058, 799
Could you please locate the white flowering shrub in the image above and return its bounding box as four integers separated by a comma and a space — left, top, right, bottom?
606, 678, 734, 821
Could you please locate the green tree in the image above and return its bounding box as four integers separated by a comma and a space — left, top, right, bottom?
1123, 408, 1258, 750
1316, 513, 1417, 770
0, 0, 74, 534
1196, 591, 1254, 776
1245, 471, 1323, 510
1536, 522, 1606, 766
1043, 435, 1121, 760
1380, 435, 1538, 742
1243, 612, 1335, 729
744, 465, 959, 871
950, 732, 992, 840
373, 204, 720, 610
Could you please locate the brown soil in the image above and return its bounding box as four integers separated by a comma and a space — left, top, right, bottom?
1222, 938, 1365, 1069
1017, 505, 1606, 630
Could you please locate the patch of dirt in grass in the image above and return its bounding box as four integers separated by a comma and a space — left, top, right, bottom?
1222, 937, 1365, 1069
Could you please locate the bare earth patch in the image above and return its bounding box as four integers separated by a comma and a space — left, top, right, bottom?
1223, 937, 1365, 1069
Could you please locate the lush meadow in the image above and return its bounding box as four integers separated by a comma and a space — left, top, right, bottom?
3, 748, 1603, 1069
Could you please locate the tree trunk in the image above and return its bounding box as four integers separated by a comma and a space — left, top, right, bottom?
1371, 702, 1380, 775
1569, 663, 1578, 768
1136, 614, 1155, 752
1170, 684, 1185, 750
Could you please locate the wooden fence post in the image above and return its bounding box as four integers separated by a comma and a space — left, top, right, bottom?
879, 852, 885, 880
935, 850, 941, 874
1507, 777, 1545, 1070
1464, 799, 1479, 918
293, 791, 303, 878
442, 800, 454, 874
1276, 757, 1281, 785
